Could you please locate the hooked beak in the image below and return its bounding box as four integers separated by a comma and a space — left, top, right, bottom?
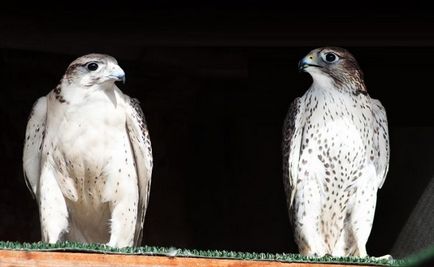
119, 75, 126, 84
298, 53, 322, 72
109, 64, 126, 84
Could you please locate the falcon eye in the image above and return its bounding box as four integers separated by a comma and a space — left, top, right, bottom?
323, 52, 339, 63
87, 62, 99, 71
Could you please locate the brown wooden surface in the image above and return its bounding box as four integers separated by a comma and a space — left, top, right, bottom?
0, 250, 377, 267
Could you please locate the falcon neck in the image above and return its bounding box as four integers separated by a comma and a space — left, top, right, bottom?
310, 74, 335, 91
310, 75, 366, 97
55, 80, 120, 107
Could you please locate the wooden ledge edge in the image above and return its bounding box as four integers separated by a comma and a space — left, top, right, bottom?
0, 249, 378, 267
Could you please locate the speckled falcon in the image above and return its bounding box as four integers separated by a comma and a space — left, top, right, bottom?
23, 54, 153, 248
282, 47, 389, 257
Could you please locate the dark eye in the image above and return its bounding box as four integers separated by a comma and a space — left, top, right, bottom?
324, 53, 338, 63
87, 62, 99, 71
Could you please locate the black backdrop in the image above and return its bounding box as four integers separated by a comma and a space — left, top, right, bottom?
0, 2, 433, 259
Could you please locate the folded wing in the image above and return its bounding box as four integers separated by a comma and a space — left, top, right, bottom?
23, 97, 47, 198
125, 97, 153, 245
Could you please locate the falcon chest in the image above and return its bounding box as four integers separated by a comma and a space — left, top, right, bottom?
56, 91, 126, 160
299, 86, 374, 193
46, 89, 134, 204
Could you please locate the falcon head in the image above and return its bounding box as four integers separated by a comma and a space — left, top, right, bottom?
63, 53, 125, 87
298, 47, 365, 91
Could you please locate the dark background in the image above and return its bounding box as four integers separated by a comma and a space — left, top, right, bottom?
0, 2, 433, 259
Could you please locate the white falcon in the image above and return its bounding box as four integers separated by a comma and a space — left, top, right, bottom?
23, 54, 153, 248
282, 47, 389, 257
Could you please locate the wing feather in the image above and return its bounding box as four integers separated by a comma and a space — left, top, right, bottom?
282, 97, 304, 212
371, 98, 389, 189
23, 97, 47, 198
125, 97, 153, 246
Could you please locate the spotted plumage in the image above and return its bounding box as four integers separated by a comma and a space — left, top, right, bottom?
282, 47, 389, 257
23, 54, 153, 248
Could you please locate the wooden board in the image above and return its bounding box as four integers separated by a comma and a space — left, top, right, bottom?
0, 250, 376, 267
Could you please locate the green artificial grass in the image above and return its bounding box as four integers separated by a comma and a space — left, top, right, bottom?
0, 241, 411, 266
399, 245, 434, 267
